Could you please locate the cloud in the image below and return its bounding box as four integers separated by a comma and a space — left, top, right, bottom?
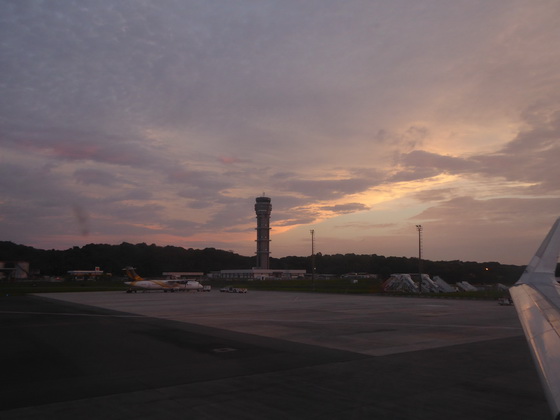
473, 106, 560, 193
387, 100, 560, 196
218, 156, 249, 165
412, 188, 457, 203
281, 177, 381, 200
333, 222, 396, 230
74, 169, 117, 186
408, 196, 560, 262
1, 127, 164, 168
320, 203, 370, 215
1, 1, 559, 263
116, 189, 154, 201
399, 151, 474, 173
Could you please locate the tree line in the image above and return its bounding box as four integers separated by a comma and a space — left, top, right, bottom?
0, 241, 526, 284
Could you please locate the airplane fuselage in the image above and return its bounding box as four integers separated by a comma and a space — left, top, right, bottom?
125, 280, 204, 292
123, 267, 203, 292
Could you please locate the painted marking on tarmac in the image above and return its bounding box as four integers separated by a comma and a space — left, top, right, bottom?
177, 316, 523, 331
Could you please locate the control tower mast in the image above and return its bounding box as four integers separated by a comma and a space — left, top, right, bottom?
255, 196, 272, 269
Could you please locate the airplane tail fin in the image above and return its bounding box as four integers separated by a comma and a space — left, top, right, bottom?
123, 266, 143, 282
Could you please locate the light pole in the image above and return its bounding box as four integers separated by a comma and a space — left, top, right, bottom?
416, 225, 423, 293
310, 229, 315, 291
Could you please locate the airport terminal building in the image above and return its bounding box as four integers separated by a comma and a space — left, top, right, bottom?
210, 268, 306, 280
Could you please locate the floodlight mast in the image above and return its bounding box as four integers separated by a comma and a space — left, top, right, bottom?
416, 225, 423, 293
310, 229, 315, 291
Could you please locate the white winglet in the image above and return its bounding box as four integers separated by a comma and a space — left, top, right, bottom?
519, 217, 560, 281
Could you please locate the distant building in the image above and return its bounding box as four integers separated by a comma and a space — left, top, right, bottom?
210, 268, 306, 280
341, 273, 378, 279
0, 261, 30, 280
162, 272, 204, 279
67, 267, 104, 280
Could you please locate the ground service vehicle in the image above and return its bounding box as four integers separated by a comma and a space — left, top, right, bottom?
220, 287, 248, 293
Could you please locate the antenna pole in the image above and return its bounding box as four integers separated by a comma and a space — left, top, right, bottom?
416, 225, 423, 293
310, 229, 315, 291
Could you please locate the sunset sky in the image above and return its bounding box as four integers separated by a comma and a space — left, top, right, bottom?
1, 1, 560, 265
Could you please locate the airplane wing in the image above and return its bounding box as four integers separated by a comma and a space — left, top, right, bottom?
510, 217, 560, 419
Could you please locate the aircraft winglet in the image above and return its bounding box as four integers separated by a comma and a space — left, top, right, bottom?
511, 217, 560, 419
519, 217, 560, 281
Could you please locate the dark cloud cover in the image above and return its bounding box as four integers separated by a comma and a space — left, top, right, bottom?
74, 169, 117, 186
321, 203, 370, 214
1, 0, 559, 263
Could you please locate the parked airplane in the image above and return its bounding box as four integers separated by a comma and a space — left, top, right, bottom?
124, 266, 203, 293
510, 218, 560, 420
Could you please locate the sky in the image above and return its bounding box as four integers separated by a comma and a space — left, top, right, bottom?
1, 0, 560, 265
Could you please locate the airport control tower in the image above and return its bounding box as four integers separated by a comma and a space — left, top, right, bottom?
255, 196, 272, 269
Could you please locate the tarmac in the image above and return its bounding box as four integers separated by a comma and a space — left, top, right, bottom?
0, 290, 550, 419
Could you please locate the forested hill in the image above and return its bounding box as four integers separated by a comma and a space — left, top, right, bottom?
0, 242, 253, 277
0, 241, 525, 284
